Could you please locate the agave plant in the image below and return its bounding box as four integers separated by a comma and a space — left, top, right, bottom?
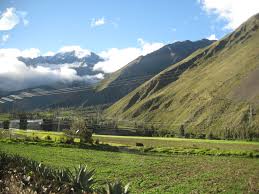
55, 168, 72, 182
105, 181, 130, 194
71, 164, 95, 193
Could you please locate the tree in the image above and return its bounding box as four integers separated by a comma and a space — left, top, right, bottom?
19, 113, 28, 130
70, 119, 93, 143
3, 120, 10, 129
41, 118, 54, 131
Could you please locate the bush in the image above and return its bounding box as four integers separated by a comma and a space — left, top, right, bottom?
3, 120, 10, 130
95, 139, 100, 145
67, 119, 93, 144
104, 180, 130, 194
45, 135, 52, 141
33, 136, 40, 142
136, 142, 144, 147
24, 136, 32, 141
65, 138, 74, 144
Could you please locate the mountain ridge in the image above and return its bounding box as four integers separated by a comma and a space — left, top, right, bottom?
105, 13, 259, 139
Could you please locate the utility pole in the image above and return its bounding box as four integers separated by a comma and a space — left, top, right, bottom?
249, 104, 253, 128
57, 118, 61, 132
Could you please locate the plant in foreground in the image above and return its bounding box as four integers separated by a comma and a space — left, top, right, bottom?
104, 181, 130, 194
71, 164, 95, 193
0, 152, 130, 194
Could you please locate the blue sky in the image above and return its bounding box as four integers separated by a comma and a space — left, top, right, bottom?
0, 0, 233, 53
0, 0, 258, 91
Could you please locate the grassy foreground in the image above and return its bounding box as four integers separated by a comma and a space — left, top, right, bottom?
0, 140, 259, 193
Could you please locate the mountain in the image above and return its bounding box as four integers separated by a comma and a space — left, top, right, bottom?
18, 51, 104, 77
0, 39, 214, 111
49, 39, 214, 108
105, 13, 259, 139
93, 39, 214, 104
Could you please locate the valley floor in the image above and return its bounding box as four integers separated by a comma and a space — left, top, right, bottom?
0, 130, 259, 193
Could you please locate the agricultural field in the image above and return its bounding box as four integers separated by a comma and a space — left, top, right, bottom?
94, 134, 259, 152
0, 129, 259, 193
3, 129, 259, 155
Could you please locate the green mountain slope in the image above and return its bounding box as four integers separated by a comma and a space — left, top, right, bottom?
94, 39, 214, 104
105, 13, 259, 139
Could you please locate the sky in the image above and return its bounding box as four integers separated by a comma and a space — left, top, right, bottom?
0, 0, 237, 53
0, 0, 259, 91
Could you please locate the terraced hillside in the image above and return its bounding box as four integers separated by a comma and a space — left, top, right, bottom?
105, 13, 259, 139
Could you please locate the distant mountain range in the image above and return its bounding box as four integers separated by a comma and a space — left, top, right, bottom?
18, 51, 104, 77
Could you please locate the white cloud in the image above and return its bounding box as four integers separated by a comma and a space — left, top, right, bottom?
199, 0, 259, 30
0, 8, 20, 30
207, 34, 218, 40
93, 39, 164, 73
23, 19, 29, 26
21, 48, 41, 58
0, 48, 97, 91
91, 17, 106, 27
1, 34, 10, 43
59, 45, 91, 58
0, 7, 28, 31
0, 49, 75, 90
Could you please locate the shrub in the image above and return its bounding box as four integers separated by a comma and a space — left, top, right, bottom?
3, 120, 10, 130
45, 135, 52, 141
33, 136, 40, 142
104, 180, 130, 194
136, 142, 144, 147
67, 119, 93, 144
24, 136, 32, 141
65, 138, 74, 144
71, 164, 95, 193
95, 139, 100, 145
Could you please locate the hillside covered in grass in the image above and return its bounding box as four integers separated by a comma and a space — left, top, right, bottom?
105, 13, 259, 139
95, 39, 214, 99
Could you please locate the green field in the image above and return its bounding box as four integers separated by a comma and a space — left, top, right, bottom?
0, 129, 259, 193
0, 141, 258, 193
5, 129, 259, 154
94, 134, 259, 152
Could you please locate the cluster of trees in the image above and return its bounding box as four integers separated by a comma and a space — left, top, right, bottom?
64, 119, 93, 144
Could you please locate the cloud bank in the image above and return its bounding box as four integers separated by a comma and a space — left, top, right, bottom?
93, 38, 164, 73
0, 39, 164, 91
0, 48, 86, 91
199, 0, 259, 30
